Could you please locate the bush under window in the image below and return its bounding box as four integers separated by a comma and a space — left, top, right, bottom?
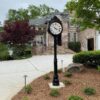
68, 42, 81, 52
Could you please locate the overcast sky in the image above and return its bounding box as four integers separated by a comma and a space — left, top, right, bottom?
0, 0, 67, 25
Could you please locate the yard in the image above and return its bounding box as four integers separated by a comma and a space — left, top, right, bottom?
12, 67, 100, 100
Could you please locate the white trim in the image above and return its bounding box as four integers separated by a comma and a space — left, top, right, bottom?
96, 31, 100, 50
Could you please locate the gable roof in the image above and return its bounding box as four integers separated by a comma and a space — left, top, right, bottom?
29, 12, 69, 26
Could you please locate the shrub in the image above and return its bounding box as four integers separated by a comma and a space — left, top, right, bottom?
83, 87, 96, 95
50, 89, 60, 97
0, 43, 9, 60
68, 95, 83, 100
68, 42, 81, 52
63, 80, 71, 86
64, 71, 72, 77
73, 50, 100, 67
43, 74, 50, 80
12, 44, 32, 59
25, 85, 32, 94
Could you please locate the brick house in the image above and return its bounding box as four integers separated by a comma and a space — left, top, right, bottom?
29, 12, 100, 51
29, 12, 70, 48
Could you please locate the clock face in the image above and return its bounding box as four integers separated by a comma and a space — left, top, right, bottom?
50, 22, 62, 35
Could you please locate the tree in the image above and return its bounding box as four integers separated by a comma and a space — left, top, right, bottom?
8, 9, 17, 21
65, 0, 100, 30
7, 4, 59, 22
17, 8, 29, 20
39, 4, 58, 16
28, 5, 40, 19
3, 20, 35, 44
28, 4, 59, 17
8, 9, 30, 21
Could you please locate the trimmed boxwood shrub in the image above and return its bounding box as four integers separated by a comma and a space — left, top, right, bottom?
73, 50, 100, 67
68, 42, 81, 52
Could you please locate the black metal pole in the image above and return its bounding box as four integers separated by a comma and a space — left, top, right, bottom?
53, 36, 59, 86
24, 75, 27, 93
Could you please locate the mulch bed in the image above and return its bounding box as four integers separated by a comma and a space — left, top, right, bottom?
12, 67, 100, 100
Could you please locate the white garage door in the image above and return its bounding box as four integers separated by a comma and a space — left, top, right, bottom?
96, 33, 100, 50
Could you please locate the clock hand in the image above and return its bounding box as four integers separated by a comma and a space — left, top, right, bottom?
54, 27, 58, 30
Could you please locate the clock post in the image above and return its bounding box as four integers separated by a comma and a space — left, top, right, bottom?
48, 16, 63, 86
53, 35, 59, 86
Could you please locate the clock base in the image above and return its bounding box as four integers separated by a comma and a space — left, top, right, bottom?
49, 82, 65, 89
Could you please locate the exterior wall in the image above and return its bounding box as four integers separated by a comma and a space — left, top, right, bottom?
62, 21, 69, 47
78, 28, 96, 51
68, 26, 78, 42
33, 35, 45, 46
33, 25, 47, 46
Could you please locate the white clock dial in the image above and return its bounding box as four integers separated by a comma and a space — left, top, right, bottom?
50, 22, 62, 35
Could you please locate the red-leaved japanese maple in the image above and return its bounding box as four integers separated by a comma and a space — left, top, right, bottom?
3, 20, 35, 44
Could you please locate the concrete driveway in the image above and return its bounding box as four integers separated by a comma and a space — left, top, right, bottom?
0, 54, 73, 100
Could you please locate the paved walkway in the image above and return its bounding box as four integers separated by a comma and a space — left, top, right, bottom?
0, 54, 73, 100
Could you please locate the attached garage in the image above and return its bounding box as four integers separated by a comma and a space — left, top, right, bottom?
79, 29, 96, 51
